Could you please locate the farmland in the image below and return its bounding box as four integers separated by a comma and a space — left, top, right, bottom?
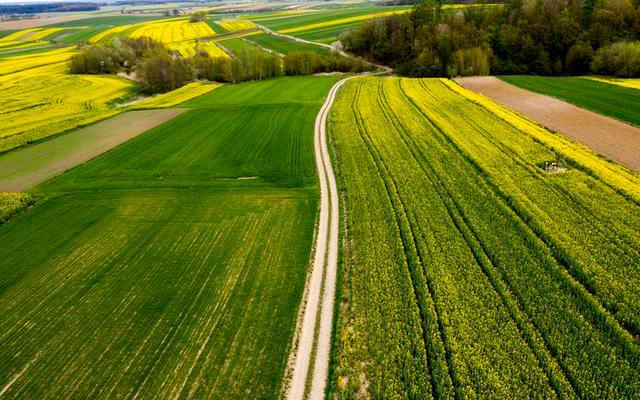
499, 75, 640, 126
0, 76, 340, 398
328, 77, 639, 399
0, 62, 133, 153
0, 2, 638, 399
247, 33, 331, 55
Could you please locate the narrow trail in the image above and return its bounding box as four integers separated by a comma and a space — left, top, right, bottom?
285, 76, 347, 400
274, 25, 390, 399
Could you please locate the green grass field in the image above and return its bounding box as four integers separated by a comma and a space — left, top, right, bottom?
329, 77, 639, 398
215, 37, 258, 55
248, 33, 331, 55
499, 75, 640, 126
293, 20, 364, 43
0, 76, 340, 399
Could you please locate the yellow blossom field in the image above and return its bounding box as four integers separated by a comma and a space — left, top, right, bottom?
219, 19, 256, 32
129, 20, 215, 43
197, 41, 229, 58
0, 62, 132, 152
0, 46, 76, 75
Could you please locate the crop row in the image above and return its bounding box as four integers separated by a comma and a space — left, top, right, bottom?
431, 79, 640, 333
329, 77, 639, 399
0, 62, 132, 153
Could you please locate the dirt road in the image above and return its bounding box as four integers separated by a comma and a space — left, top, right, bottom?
457, 76, 640, 172
285, 77, 350, 400
0, 109, 185, 191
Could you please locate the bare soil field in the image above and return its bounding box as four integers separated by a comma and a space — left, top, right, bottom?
0, 108, 185, 191
457, 76, 640, 172
0, 14, 98, 29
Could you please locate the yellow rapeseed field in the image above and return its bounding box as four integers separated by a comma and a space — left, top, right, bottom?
197, 41, 229, 58
129, 20, 215, 43
129, 82, 222, 109
0, 27, 64, 48
0, 46, 76, 75
219, 19, 256, 32
0, 62, 132, 152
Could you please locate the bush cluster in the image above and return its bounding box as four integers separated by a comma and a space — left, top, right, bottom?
70, 38, 371, 94
283, 51, 371, 75
342, 0, 640, 77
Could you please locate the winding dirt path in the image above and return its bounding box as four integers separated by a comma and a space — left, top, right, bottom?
285, 76, 346, 400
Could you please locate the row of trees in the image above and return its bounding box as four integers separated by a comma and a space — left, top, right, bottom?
70, 37, 371, 93
341, 0, 639, 77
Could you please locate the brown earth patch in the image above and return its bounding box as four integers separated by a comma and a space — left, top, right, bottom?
457, 76, 640, 172
0, 108, 186, 191
0, 14, 99, 30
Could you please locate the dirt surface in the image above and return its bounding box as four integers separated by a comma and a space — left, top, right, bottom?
0, 109, 185, 191
457, 76, 640, 172
285, 77, 348, 400
0, 14, 98, 30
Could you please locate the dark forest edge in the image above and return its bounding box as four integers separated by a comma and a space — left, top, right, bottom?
341, 0, 639, 77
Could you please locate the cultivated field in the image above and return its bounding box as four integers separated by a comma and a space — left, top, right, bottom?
0, 62, 133, 153
0, 109, 186, 191
0, 76, 340, 399
458, 76, 640, 171
329, 76, 639, 399
499, 75, 640, 126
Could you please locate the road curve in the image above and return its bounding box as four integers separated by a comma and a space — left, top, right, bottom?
285, 77, 351, 400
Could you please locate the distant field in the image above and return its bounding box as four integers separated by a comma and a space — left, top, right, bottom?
259, 6, 407, 31
214, 37, 256, 55
0, 46, 75, 75
248, 33, 331, 55
0, 76, 340, 399
329, 77, 639, 399
499, 75, 640, 126
0, 62, 133, 153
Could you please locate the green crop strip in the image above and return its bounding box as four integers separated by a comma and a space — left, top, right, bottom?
0, 76, 340, 399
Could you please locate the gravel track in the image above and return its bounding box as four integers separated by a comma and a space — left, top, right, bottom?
285, 76, 348, 400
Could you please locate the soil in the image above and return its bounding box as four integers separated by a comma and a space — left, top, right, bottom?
457, 76, 640, 172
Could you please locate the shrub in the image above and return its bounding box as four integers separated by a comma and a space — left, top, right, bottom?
566, 42, 594, 75
190, 11, 207, 23
590, 41, 640, 77
137, 50, 192, 94
447, 47, 491, 77
283, 51, 371, 75
69, 46, 132, 74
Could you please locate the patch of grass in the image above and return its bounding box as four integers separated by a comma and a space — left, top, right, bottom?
499, 75, 640, 126
0, 76, 340, 398
248, 33, 331, 55
216, 37, 258, 55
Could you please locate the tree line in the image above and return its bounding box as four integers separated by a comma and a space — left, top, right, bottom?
341, 0, 639, 77
0, 3, 98, 15
70, 37, 371, 94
